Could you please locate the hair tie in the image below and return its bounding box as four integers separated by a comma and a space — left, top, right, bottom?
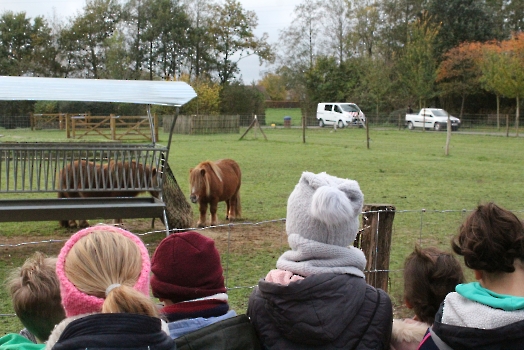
105, 283, 121, 296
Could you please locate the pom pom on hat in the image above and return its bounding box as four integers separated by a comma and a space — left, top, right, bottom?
150, 231, 226, 303
56, 225, 151, 318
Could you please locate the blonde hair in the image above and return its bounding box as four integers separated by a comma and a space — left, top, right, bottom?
64, 230, 158, 317
6, 252, 65, 342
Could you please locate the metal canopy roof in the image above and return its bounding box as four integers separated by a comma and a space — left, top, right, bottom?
0, 76, 197, 106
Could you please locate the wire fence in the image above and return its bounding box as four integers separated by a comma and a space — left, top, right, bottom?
2, 208, 524, 321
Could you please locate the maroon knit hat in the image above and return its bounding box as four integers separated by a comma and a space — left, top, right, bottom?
150, 231, 226, 303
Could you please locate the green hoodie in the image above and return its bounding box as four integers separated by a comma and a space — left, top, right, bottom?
0, 334, 44, 350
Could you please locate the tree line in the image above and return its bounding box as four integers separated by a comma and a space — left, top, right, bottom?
0, 0, 523, 121
259, 0, 523, 123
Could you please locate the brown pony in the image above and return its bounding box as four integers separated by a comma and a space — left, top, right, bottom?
189, 158, 241, 227
58, 160, 158, 228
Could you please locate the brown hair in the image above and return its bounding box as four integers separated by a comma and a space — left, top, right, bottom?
6, 252, 66, 342
64, 230, 158, 317
452, 202, 524, 273
403, 246, 465, 324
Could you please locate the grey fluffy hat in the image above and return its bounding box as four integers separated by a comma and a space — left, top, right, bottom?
286, 171, 364, 247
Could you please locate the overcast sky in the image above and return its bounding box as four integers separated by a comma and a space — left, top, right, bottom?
0, 0, 302, 83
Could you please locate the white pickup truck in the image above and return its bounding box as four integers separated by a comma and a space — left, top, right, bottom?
406, 108, 461, 131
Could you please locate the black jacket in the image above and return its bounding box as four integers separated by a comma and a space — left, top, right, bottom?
50, 313, 176, 350
420, 303, 524, 350
175, 314, 262, 350
247, 273, 392, 350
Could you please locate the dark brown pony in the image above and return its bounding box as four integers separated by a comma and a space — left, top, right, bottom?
58, 160, 158, 228
189, 158, 241, 227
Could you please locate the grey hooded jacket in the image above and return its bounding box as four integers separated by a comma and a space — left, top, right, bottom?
247, 273, 392, 350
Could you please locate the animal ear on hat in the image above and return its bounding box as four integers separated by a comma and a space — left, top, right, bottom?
310, 186, 352, 226
337, 180, 364, 217
299, 171, 329, 189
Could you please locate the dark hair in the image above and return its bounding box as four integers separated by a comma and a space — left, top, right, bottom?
452, 202, 524, 273
404, 246, 464, 324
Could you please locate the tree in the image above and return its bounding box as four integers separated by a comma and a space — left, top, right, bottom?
141, 0, 192, 80
0, 12, 59, 76
397, 15, 440, 110
352, 3, 381, 57
426, 0, 498, 59
208, 0, 273, 85
497, 33, 524, 136
358, 57, 393, 122
318, 0, 352, 62
378, 0, 426, 59
437, 42, 483, 117
478, 41, 504, 129
258, 73, 287, 101
180, 77, 221, 115
181, 0, 215, 79
58, 0, 121, 78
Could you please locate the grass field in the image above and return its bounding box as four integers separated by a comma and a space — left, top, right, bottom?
1, 124, 523, 334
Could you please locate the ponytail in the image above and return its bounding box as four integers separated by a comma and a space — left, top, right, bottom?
102, 284, 158, 317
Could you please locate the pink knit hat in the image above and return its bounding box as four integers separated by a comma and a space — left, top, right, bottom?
56, 225, 151, 317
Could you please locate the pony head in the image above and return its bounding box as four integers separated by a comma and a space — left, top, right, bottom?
188, 161, 223, 204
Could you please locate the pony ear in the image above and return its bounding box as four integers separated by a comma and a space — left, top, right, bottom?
200, 168, 206, 177
189, 167, 194, 174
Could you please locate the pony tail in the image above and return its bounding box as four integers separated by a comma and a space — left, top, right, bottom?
102, 285, 158, 317
234, 192, 242, 217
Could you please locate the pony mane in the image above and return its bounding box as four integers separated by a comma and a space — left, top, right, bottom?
190, 161, 224, 197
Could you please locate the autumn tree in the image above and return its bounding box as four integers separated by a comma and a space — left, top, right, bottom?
478, 41, 504, 129
258, 73, 287, 101
498, 33, 524, 136
437, 42, 483, 117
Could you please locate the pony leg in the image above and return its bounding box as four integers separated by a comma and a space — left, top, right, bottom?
209, 201, 219, 226
197, 202, 208, 227
225, 199, 231, 220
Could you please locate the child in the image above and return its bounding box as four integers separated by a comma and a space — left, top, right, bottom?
45, 225, 175, 350
419, 202, 524, 349
247, 171, 392, 349
390, 247, 464, 350
6, 252, 65, 343
150, 231, 261, 349
1, 252, 66, 349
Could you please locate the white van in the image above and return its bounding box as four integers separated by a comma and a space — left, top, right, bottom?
316, 102, 366, 128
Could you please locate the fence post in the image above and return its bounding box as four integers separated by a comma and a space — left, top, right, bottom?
154, 113, 159, 142
358, 204, 395, 292
110, 114, 116, 140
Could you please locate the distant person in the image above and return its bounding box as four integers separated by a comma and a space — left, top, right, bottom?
45, 225, 175, 350
0, 252, 66, 349
418, 202, 524, 349
247, 171, 392, 349
390, 247, 464, 350
407, 105, 413, 114
150, 231, 261, 349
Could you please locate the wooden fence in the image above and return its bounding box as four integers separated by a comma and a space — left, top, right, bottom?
67, 114, 159, 141
30, 112, 90, 130
163, 115, 239, 135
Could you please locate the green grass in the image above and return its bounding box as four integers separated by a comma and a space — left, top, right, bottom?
264, 108, 302, 126
1, 125, 524, 334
